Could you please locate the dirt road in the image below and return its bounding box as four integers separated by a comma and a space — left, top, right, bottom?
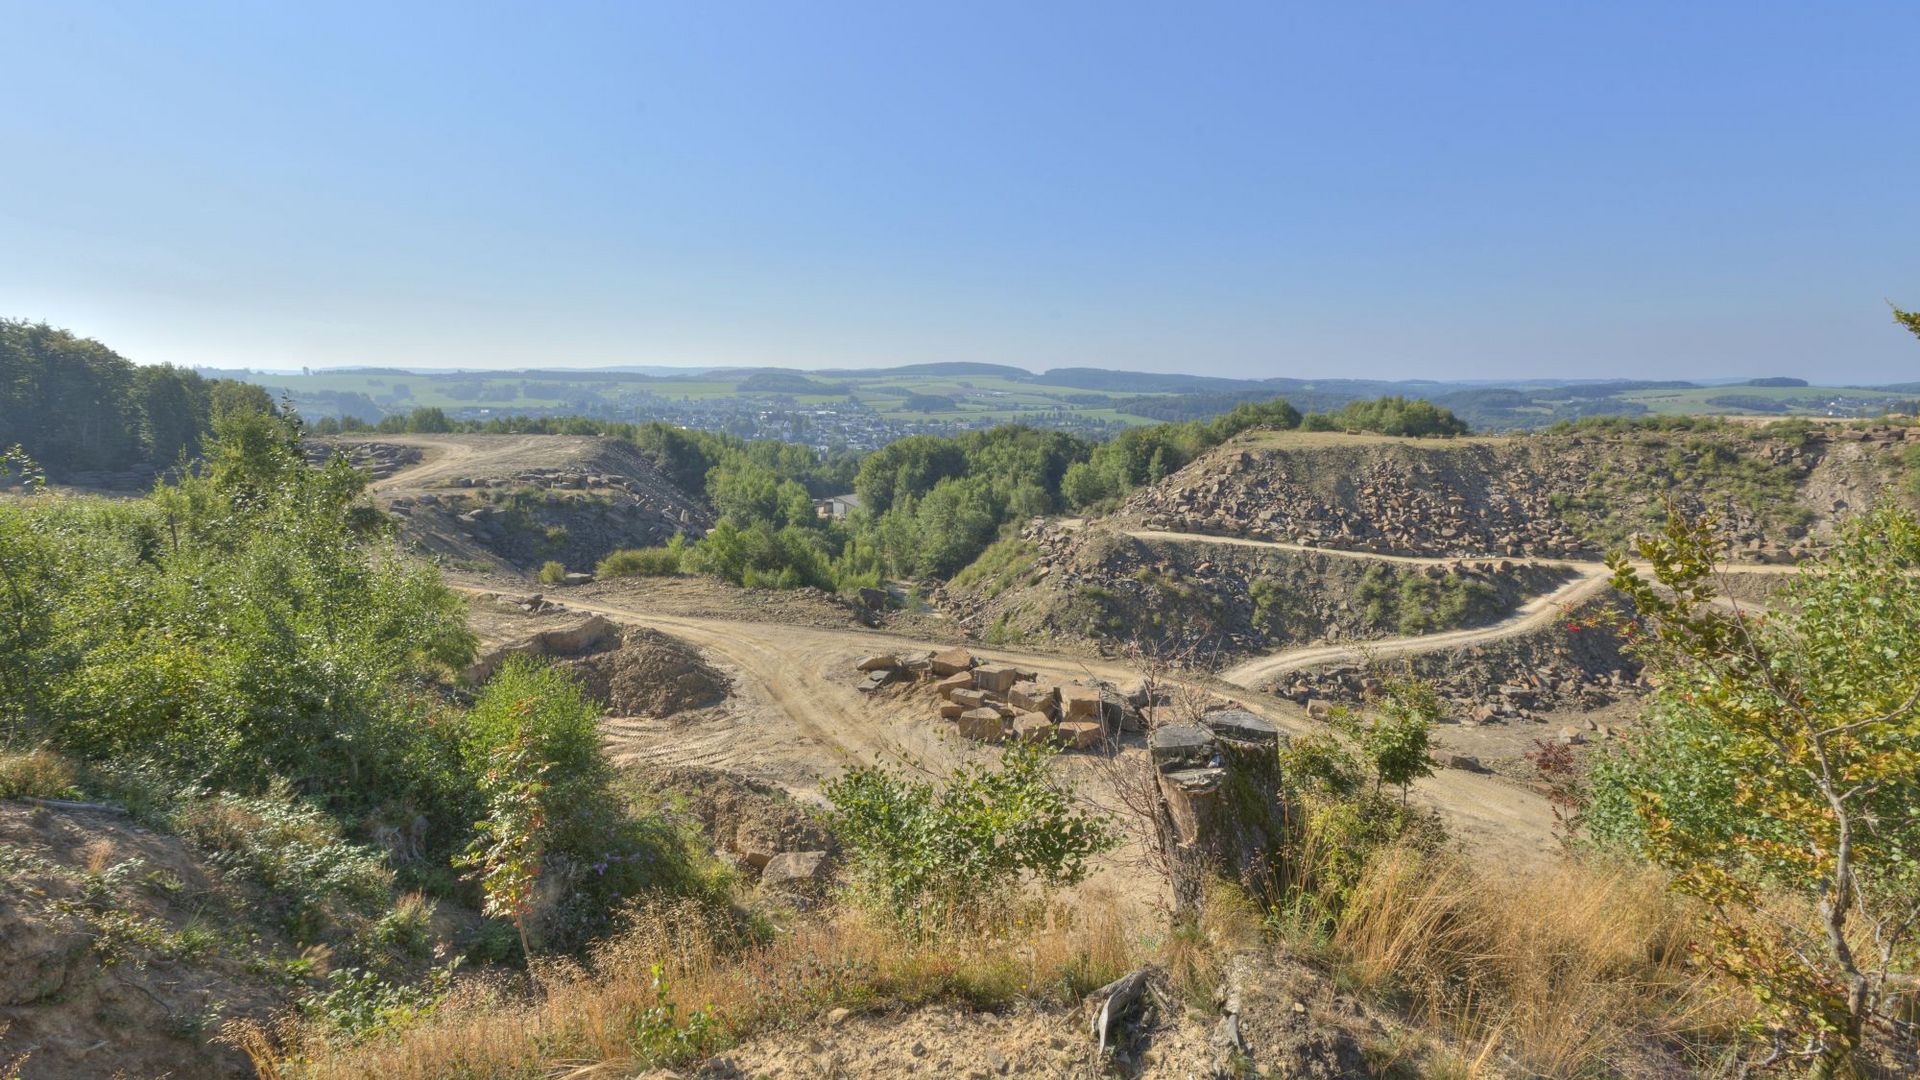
461, 583, 1564, 865
340, 434, 581, 493
1218, 572, 1614, 688
1125, 528, 1793, 688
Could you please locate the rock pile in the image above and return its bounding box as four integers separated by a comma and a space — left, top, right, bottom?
856, 648, 1147, 749
1124, 444, 1591, 559
305, 441, 422, 480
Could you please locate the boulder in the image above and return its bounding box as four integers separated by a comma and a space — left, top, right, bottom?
930, 647, 977, 677
938, 701, 967, 720
857, 669, 902, 693
934, 672, 975, 700
972, 664, 1028, 695
1008, 680, 1058, 715
762, 851, 829, 889
1305, 698, 1335, 721
856, 654, 902, 672
957, 708, 1009, 743
1059, 684, 1104, 721
1204, 710, 1280, 750
1441, 753, 1485, 772
1057, 719, 1105, 750
562, 572, 594, 586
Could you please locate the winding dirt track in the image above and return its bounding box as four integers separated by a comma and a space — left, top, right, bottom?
1122, 528, 1796, 688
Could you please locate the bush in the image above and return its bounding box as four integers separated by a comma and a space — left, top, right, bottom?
8, 414, 477, 822
173, 785, 397, 944
538, 560, 568, 584
596, 546, 682, 578
825, 739, 1116, 932
462, 658, 726, 952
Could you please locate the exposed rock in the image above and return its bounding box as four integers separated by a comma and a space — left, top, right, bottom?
956, 708, 1009, 743
761, 851, 829, 889
929, 647, 976, 676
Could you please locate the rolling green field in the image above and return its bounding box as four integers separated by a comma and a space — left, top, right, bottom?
230, 364, 1917, 439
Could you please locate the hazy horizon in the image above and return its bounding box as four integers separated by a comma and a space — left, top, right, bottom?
4, 2, 1916, 382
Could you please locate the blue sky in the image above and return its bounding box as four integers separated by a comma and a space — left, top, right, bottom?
2, 2, 1916, 381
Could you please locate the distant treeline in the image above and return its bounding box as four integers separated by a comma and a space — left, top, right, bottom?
0, 320, 272, 476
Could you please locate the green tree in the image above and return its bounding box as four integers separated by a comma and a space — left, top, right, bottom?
1344, 679, 1439, 802
1893, 303, 1920, 341
1597, 507, 1920, 1073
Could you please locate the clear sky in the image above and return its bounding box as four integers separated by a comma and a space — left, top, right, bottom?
2, 2, 1916, 382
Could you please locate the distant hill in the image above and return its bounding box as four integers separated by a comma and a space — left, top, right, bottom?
818, 362, 1034, 378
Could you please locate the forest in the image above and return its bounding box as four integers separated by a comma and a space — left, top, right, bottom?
0, 320, 270, 477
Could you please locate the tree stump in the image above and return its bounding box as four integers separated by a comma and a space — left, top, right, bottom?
1148, 710, 1288, 916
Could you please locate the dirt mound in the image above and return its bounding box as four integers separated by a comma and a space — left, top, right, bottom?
0, 802, 291, 1080
565, 627, 730, 717
630, 765, 834, 870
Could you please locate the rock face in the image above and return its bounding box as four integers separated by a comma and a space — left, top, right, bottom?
1124, 439, 1592, 559
313, 435, 716, 573
935, 426, 1919, 659
1274, 594, 1643, 721
934, 521, 1574, 662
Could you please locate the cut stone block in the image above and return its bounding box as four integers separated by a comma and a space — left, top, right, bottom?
950, 687, 990, 710
957, 708, 1009, 743
1059, 684, 1104, 721
1057, 719, 1105, 750
935, 672, 975, 700
930, 648, 976, 677
972, 664, 1027, 694
1008, 680, 1058, 715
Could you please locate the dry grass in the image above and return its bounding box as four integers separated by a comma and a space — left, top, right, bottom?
243, 889, 1135, 1079
0, 748, 76, 800
1326, 844, 1747, 1077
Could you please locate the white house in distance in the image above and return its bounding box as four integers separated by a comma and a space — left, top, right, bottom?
815, 493, 861, 519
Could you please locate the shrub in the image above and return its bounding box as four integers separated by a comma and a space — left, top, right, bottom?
0, 749, 78, 800
595, 546, 681, 578
172, 786, 397, 944
538, 560, 568, 584
461, 658, 725, 952
825, 739, 1116, 932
